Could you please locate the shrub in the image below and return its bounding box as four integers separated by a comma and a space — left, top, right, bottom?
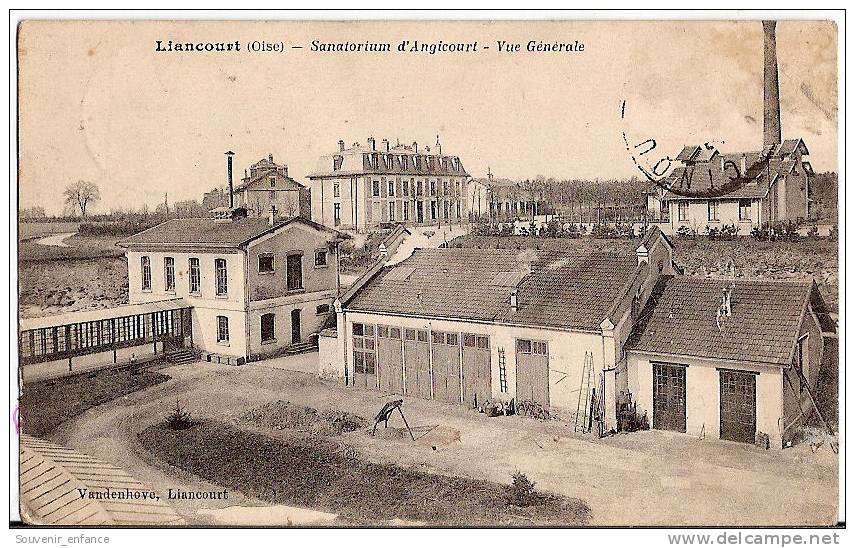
807, 225, 820, 240
828, 225, 838, 241
510, 472, 538, 507
165, 399, 194, 430
676, 225, 697, 240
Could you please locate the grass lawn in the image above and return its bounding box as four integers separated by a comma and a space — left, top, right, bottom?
18, 235, 125, 262
138, 419, 591, 526
21, 368, 171, 437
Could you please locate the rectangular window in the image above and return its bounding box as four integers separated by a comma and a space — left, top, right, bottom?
164, 257, 175, 292
739, 199, 752, 221
216, 315, 229, 343
403, 180, 410, 196
446, 332, 459, 346
189, 258, 200, 294
708, 200, 720, 221
258, 253, 275, 274
287, 253, 303, 291
333, 182, 341, 198
389, 327, 401, 339
417, 181, 423, 196
388, 202, 396, 222
314, 249, 328, 268
388, 181, 395, 196
269, 176, 276, 188
141, 256, 151, 291
430, 181, 436, 196
215, 258, 228, 296
430, 201, 437, 220
403, 202, 410, 221
404, 328, 416, 341
532, 341, 548, 356
432, 331, 445, 345
678, 202, 689, 222
316, 304, 330, 315
334, 203, 341, 226
417, 329, 428, 343
516, 339, 532, 354
352, 322, 376, 375
372, 180, 381, 197
261, 313, 275, 343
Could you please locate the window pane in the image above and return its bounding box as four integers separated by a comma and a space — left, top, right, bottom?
517, 339, 532, 353
352, 323, 363, 336
446, 333, 458, 346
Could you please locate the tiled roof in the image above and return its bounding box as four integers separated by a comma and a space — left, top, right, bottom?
118, 217, 341, 248
627, 276, 814, 365
660, 138, 809, 201
346, 247, 640, 331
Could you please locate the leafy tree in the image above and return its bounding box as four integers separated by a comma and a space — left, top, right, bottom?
63, 180, 101, 217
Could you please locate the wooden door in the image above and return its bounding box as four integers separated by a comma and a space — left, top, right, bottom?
351, 323, 377, 390
377, 326, 404, 395
462, 334, 491, 408
290, 309, 301, 344
403, 329, 431, 399
515, 340, 549, 407
653, 363, 687, 433
431, 331, 461, 404
719, 369, 757, 443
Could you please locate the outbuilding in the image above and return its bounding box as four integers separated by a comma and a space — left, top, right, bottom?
625, 275, 834, 448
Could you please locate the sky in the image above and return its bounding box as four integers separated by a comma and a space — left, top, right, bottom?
18, 19, 838, 215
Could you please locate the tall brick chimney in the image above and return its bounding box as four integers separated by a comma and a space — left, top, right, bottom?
763, 21, 782, 148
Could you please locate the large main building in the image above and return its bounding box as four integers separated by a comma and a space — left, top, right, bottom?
307, 137, 470, 232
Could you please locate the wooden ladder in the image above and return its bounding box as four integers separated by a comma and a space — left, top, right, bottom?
574, 352, 595, 433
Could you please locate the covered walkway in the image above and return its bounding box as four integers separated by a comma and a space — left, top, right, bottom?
19, 299, 192, 382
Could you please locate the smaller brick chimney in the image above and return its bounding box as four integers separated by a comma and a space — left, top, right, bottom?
269, 204, 278, 226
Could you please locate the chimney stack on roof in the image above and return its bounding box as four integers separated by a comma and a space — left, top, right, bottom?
268, 204, 278, 226
436, 134, 442, 155
338, 139, 345, 152
225, 150, 235, 209
368, 136, 376, 151
763, 20, 782, 148
268, 153, 274, 163
740, 153, 747, 175
412, 141, 418, 154
382, 138, 390, 152
510, 289, 518, 311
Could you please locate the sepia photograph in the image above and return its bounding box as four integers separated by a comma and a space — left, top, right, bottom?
9, 10, 843, 534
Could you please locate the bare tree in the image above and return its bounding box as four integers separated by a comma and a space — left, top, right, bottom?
63, 180, 101, 217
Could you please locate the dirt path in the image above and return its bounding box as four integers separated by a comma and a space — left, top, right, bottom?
35, 232, 76, 247
48, 362, 839, 526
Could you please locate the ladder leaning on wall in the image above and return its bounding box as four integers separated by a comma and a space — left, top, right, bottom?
574, 352, 595, 433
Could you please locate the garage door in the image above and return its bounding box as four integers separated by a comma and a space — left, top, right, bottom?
377, 325, 403, 394
719, 369, 757, 443
462, 334, 491, 408
351, 323, 377, 390
515, 339, 549, 408
653, 363, 686, 433
431, 331, 462, 404
403, 328, 431, 399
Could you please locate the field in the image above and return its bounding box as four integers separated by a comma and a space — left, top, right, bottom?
18, 221, 81, 241
18, 229, 129, 318
139, 418, 590, 526
449, 234, 839, 311
21, 367, 171, 437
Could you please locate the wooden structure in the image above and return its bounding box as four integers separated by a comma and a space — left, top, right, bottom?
18, 299, 192, 367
